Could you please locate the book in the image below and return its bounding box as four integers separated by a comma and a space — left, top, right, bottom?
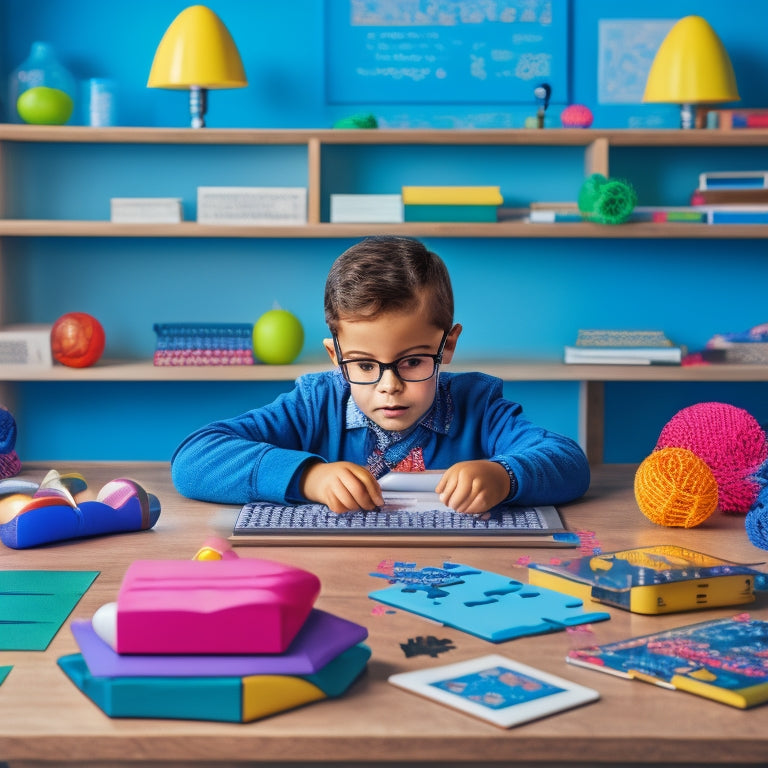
566, 615, 768, 709
698, 108, 768, 130
403, 204, 498, 222
698, 171, 768, 190
401, 186, 503, 205
528, 545, 768, 614
329, 194, 403, 223
691, 188, 768, 205
564, 329, 683, 365
528, 206, 705, 224
704, 207, 768, 224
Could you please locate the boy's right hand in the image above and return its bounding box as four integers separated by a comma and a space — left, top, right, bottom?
300, 461, 384, 514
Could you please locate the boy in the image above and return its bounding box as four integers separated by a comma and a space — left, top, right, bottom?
171, 236, 590, 513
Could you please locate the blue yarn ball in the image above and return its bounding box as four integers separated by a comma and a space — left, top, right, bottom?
0, 408, 17, 454
746, 469, 768, 550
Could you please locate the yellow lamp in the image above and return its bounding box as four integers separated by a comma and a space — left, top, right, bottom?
147, 4, 247, 128
643, 15, 739, 129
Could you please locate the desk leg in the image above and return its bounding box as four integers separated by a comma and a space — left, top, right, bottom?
579, 380, 604, 466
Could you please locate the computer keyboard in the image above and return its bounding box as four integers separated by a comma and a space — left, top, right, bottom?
233, 502, 565, 536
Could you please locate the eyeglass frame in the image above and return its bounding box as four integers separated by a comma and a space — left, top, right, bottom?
332, 329, 449, 385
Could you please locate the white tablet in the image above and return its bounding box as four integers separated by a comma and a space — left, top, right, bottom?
388, 654, 599, 729
378, 470, 444, 492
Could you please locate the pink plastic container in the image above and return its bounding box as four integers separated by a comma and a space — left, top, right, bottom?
115, 558, 321, 655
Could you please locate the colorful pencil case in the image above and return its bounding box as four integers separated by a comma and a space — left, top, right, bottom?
113, 557, 321, 655
0, 471, 161, 549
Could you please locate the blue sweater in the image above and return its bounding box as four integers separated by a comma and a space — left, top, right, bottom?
171, 370, 590, 506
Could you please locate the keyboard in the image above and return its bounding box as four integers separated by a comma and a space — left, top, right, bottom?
233, 502, 566, 537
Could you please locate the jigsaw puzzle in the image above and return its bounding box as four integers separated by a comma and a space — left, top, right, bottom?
369, 562, 610, 642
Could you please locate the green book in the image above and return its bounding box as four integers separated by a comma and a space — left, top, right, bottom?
404, 204, 498, 223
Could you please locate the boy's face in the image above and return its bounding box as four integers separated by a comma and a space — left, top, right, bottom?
324, 305, 460, 432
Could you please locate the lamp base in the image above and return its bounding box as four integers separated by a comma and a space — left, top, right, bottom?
680, 103, 696, 130
189, 86, 207, 129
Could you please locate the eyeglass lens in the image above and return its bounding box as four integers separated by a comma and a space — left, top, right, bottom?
343, 355, 436, 383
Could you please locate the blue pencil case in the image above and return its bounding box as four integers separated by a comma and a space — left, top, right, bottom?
0, 471, 161, 549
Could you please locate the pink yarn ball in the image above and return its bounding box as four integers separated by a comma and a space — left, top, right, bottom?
560, 104, 593, 128
655, 402, 768, 513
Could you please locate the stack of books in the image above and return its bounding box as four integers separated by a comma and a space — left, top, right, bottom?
691, 171, 768, 223
401, 185, 503, 222
564, 329, 684, 365
702, 324, 768, 364
153, 323, 255, 366
528, 202, 705, 223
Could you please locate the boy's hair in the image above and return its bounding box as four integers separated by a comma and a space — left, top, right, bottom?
324, 236, 454, 333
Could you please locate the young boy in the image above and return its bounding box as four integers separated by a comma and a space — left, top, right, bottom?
171, 236, 590, 513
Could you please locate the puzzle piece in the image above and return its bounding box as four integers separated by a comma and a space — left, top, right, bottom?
369, 562, 610, 642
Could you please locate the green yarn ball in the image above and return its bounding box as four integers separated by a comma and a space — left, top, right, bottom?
578, 173, 637, 224
333, 113, 378, 129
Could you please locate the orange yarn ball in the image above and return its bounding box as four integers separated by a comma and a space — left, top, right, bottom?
634, 447, 719, 528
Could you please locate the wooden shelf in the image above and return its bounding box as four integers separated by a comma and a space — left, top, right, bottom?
1, 219, 767, 239
4, 358, 767, 382
4, 124, 768, 147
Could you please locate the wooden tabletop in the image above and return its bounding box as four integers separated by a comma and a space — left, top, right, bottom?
1, 462, 767, 768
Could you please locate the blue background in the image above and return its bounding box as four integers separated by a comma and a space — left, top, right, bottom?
0, 0, 767, 462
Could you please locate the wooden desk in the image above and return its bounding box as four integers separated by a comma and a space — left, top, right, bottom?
1, 462, 767, 768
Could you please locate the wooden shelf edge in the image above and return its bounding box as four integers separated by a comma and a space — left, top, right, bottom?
3, 360, 768, 382
1, 219, 766, 239
2, 124, 768, 147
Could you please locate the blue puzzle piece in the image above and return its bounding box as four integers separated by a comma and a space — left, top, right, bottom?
369, 562, 610, 642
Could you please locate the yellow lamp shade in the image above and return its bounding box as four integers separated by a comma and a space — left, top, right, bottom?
643, 16, 738, 104
147, 5, 247, 89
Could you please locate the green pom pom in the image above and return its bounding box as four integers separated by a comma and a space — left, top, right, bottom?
577, 173, 637, 225
333, 113, 378, 129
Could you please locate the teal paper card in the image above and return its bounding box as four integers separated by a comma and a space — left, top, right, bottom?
0, 570, 99, 650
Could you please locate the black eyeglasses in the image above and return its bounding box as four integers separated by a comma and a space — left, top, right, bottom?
333, 330, 448, 385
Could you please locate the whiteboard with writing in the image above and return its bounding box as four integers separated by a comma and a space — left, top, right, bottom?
325, 0, 570, 105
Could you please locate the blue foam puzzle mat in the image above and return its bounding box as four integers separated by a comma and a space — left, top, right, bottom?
369, 562, 610, 642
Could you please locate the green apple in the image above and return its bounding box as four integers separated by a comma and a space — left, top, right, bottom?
252, 309, 304, 365
17, 86, 74, 125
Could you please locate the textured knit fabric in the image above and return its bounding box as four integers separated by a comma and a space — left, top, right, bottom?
655, 402, 768, 513
171, 370, 590, 506
0, 408, 20, 479
634, 447, 719, 528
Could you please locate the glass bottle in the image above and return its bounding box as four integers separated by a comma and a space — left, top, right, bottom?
8, 41, 76, 123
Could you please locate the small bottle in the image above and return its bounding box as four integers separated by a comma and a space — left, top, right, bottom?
8, 41, 76, 123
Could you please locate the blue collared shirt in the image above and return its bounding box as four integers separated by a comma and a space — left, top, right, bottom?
171, 369, 589, 506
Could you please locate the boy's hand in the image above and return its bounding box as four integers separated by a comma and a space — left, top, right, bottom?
300, 461, 384, 514
436, 460, 511, 514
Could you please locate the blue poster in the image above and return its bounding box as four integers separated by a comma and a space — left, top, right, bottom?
325, 0, 570, 105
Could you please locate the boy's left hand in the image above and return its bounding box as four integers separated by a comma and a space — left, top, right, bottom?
435, 460, 511, 514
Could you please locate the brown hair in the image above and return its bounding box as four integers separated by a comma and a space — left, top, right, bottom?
324, 236, 454, 333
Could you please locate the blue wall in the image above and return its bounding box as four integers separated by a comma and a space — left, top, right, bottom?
1, 1, 767, 462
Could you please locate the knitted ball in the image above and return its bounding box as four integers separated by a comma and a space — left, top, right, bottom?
0, 408, 20, 480
634, 447, 719, 528
745, 482, 768, 550
656, 402, 768, 513
560, 103, 593, 128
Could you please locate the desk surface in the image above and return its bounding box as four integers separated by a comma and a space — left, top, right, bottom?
1, 462, 767, 768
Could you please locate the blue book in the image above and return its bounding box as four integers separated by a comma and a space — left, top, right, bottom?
699, 171, 768, 190
706, 209, 768, 224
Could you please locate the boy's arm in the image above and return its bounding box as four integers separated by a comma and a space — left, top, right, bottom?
171, 374, 334, 504
485, 404, 591, 506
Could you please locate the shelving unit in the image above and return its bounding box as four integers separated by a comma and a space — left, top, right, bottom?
2, 124, 768, 463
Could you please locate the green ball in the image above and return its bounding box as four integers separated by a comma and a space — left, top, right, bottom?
17, 86, 74, 125
252, 309, 304, 365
